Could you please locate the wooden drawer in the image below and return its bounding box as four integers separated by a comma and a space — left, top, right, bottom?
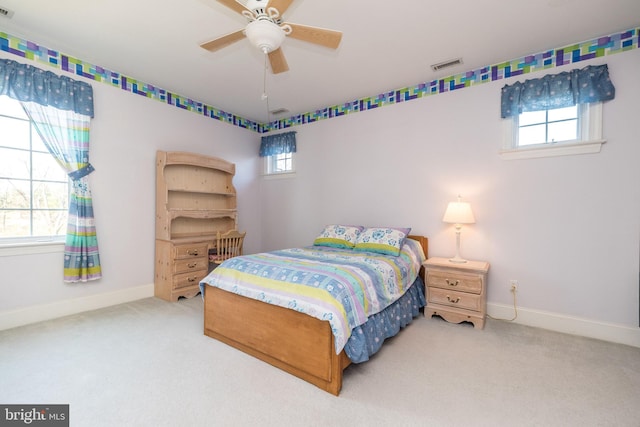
426, 270, 482, 294
174, 257, 208, 274
428, 287, 482, 312
173, 270, 207, 290
173, 243, 208, 259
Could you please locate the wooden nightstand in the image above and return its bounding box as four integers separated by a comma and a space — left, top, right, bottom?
423, 257, 490, 329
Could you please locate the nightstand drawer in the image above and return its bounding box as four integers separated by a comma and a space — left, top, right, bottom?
428, 287, 482, 312
426, 270, 482, 294
174, 258, 208, 274
173, 270, 207, 290
174, 243, 208, 259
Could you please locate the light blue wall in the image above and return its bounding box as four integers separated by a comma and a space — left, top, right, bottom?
1, 36, 638, 344
0, 50, 261, 314
260, 50, 640, 333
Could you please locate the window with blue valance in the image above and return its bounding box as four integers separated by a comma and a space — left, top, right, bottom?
0, 58, 101, 282
501, 64, 615, 118
259, 131, 297, 157
0, 58, 94, 117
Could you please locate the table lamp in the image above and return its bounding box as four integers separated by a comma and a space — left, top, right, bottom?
442, 195, 476, 263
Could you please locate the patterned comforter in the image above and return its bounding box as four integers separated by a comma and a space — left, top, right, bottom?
199, 238, 425, 354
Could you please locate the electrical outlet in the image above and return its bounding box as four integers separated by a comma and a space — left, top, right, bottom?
510, 280, 518, 292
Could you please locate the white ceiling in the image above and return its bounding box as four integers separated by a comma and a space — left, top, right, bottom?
0, 0, 638, 124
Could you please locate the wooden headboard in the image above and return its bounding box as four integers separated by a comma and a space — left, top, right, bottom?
407, 235, 428, 281
407, 234, 428, 259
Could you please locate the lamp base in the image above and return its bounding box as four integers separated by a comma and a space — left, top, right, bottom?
449, 227, 468, 263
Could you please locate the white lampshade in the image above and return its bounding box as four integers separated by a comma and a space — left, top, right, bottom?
442, 196, 475, 263
442, 201, 476, 225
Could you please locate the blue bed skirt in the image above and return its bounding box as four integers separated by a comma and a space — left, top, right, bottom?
344, 276, 425, 363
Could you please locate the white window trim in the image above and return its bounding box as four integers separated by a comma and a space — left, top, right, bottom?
0, 239, 65, 256
262, 171, 297, 180
500, 102, 606, 160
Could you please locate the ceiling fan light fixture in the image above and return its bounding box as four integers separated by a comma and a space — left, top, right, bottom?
201, 0, 342, 74
245, 19, 285, 53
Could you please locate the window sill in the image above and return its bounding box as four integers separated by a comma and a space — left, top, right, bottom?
500, 139, 606, 160
0, 240, 65, 257
262, 172, 297, 180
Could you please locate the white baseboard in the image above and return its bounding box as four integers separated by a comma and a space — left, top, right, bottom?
3, 289, 638, 348
0, 284, 155, 331
488, 302, 640, 348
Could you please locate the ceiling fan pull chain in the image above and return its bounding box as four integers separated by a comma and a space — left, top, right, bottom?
262, 53, 271, 125
262, 53, 269, 102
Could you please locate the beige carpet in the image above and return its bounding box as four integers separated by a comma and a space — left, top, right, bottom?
1, 296, 639, 427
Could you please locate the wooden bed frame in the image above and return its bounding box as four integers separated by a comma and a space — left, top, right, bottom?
203, 235, 428, 395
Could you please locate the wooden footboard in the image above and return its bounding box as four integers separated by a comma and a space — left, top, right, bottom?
203, 235, 427, 395
204, 286, 351, 395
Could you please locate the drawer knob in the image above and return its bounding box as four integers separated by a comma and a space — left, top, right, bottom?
188, 276, 197, 283
187, 250, 199, 256
445, 279, 460, 287
187, 262, 197, 268
446, 295, 460, 304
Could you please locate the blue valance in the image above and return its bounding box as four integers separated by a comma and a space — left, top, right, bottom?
0, 58, 94, 117
259, 131, 297, 157
500, 64, 615, 118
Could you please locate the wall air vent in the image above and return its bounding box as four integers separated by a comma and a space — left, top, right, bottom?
0, 6, 14, 19
431, 58, 463, 72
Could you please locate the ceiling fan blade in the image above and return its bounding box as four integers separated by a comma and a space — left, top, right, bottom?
200, 29, 246, 52
268, 0, 295, 14
268, 48, 289, 74
216, 0, 250, 15
285, 23, 342, 49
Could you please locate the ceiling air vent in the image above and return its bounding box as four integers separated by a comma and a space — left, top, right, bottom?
269, 108, 289, 116
431, 58, 463, 72
0, 6, 14, 19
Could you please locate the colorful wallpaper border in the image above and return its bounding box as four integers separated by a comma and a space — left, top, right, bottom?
1, 27, 638, 134
265, 27, 639, 132
0, 31, 261, 132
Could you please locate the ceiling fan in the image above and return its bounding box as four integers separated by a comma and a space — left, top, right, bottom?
200, 0, 343, 74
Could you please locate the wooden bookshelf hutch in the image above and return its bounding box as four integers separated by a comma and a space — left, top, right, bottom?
154, 150, 237, 301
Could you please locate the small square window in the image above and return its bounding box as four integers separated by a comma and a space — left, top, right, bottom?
501, 102, 605, 160
264, 152, 295, 176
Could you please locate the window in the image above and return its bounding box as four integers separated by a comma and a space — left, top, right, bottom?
518, 105, 578, 146
0, 96, 69, 242
501, 102, 605, 160
500, 64, 613, 160
259, 131, 297, 177
264, 152, 295, 175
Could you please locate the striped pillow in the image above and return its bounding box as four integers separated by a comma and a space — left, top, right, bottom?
313, 225, 363, 249
354, 227, 410, 256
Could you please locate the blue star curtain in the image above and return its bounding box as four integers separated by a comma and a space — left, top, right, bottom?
501, 64, 615, 118
0, 58, 101, 282
259, 131, 297, 157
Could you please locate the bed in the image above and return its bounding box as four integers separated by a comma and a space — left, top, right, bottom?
199, 226, 428, 395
